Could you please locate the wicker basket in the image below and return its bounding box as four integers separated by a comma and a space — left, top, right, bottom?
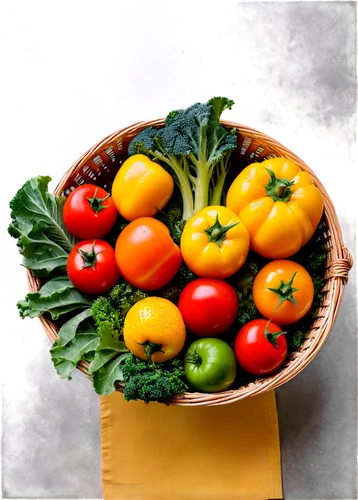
26, 119, 353, 406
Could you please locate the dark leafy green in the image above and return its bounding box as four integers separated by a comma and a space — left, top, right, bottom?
50, 309, 99, 379
157, 263, 197, 304
287, 240, 327, 351
17, 277, 92, 320
230, 258, 261, 327
91, 283, 148, 339
90, 351, 129, 396
8, 176, 75, 276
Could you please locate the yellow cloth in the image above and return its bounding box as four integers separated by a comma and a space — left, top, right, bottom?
100, 391, 282, 500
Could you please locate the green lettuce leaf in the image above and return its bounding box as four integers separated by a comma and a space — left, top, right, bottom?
17, 277, 92, 320
50, 309, 100, 379
88, 329, 128, 374
8, 176, 75, 276
88, 329, 129, 396
15, 227, 70, 277
54, 308, 93, 346
91, 353, 129, 396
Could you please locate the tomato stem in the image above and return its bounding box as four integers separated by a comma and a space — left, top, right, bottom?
204, 214, 239, 247
264, 319, 287, 349
139, 340, 164, 360
78, 241, 102, 270
86, 187, 110, 214
185, 350, 202, 367
266, 271, 299, 313
265, 168, 294, 202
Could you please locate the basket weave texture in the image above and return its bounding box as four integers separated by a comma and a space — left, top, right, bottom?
26, 120, 353, 406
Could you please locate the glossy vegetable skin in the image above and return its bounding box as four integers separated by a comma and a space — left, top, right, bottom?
180, 206, 249, 278
178, 278, 239, 336
123, 297, 186, 362
184, 338, 237, 392
115, 218, 182, 291
234, 319, 288, 376
67, 240, 120, 295
63, 184, 117, 239
253, 259, 314, 325
111, 154, 174, 221
226, 157, 324, 258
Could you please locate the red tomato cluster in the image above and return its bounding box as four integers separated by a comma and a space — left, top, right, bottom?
63, 184, 183, 295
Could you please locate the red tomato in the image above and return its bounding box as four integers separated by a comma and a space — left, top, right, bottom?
67, 239, 120, 295
115, 218, 182, 291
178, 278, 239, 336
63, 184, 117, 239
234, 319, 288, 376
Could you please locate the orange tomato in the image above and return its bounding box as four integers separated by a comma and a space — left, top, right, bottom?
115, 218, 182, 291
252, 260, 314, 325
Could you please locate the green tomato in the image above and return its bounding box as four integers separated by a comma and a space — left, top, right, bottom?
184, 338, 237, 392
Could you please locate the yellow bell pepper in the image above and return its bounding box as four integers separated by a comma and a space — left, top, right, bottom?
226, 157, 323, 259
180, 206, 250, 278
111, 154, 174, 221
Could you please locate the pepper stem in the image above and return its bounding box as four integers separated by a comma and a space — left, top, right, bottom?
139, 340, 164, 360
265, 168, 294, 202
204, 214, 239, 248
86, 187, 110, 214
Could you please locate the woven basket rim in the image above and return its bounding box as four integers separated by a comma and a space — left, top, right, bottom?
26, 118, 353, 406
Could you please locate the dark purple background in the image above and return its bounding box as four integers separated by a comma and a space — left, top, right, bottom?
2, 1, 358, 500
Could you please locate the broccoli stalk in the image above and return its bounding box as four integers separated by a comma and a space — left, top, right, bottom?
146, 139, 194, 221
128, 97, 237, 221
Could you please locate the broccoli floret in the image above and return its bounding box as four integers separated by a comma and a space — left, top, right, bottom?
128, 97, 237, 221
122, 354, 188, 404
91, 283, 147, 339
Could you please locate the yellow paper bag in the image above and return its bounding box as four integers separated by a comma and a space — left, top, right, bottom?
100, 391, 282, 500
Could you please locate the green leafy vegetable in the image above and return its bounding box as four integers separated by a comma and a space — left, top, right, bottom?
50, 309, 99, 379
158, 264, 197, 304
128, 97, 237, 221
88, 329, 128, 375
91, 282, 148, 339
17, 277, 92, 320
53, 309, 93, 347
8, 176, 75, 277
287, 240, 327, 351
90, 351, 129, 396
157, 205, 186, 245
91, 354, 129, 396
122, 354, 188, 404
231, 259, 261, 327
